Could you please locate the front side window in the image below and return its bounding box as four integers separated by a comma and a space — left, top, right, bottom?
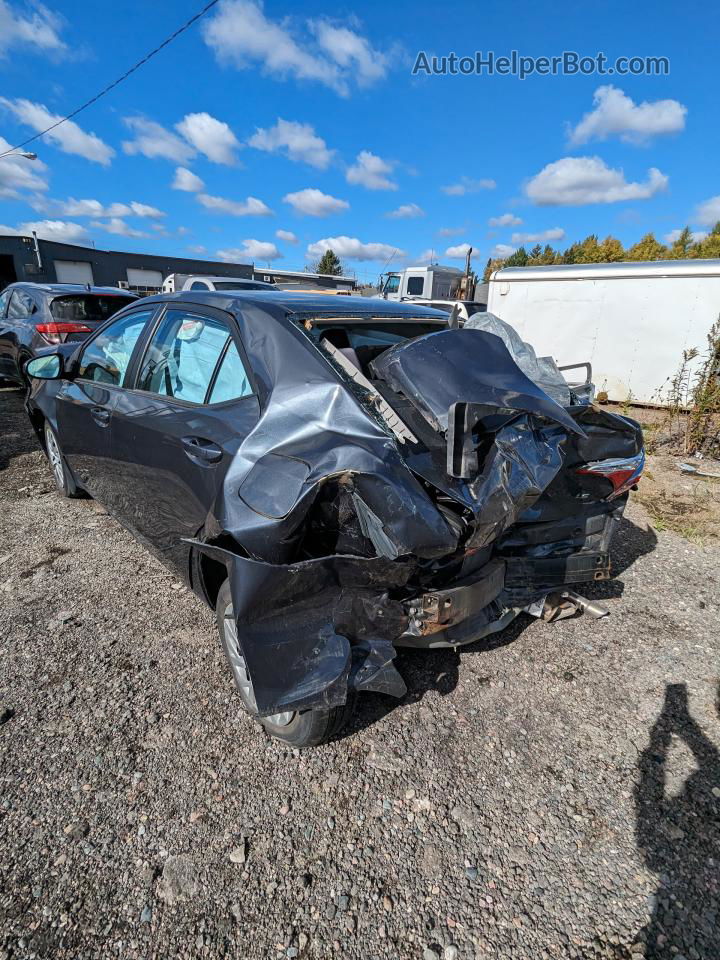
78, 310, 153, 385
7, 290, 36, 318
383, 276, 400, 295
136, 309, 252, 405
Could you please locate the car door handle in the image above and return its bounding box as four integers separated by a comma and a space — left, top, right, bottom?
91, 406, 111, 427
181, 436, 223, 464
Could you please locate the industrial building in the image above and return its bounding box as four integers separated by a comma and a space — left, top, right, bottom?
0, 234, 358, 296
0, 234, 254, 295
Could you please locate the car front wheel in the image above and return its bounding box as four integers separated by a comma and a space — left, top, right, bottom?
215, 580, 355, 748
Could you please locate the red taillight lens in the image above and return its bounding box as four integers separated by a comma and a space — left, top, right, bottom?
36, 322, 92, 344
576, 451, 645, 500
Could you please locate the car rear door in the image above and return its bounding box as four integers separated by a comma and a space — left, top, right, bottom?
55, 307, 157, 500
102, 302, 260, 574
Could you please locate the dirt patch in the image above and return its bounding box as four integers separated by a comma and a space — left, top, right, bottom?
605, 401, 720, 542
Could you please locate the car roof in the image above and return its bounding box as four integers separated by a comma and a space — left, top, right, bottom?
138, 289, 450, 319
9, 282, 139, 298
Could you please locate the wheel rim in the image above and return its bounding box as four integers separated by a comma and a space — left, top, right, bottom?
223, 606, 294, 727
45, 427, 65, 490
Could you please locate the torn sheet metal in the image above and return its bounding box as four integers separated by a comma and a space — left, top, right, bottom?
189, 540, 412, 717
370, 327, 584, 437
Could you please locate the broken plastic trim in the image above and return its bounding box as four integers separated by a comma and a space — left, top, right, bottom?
187, 540, 412, 717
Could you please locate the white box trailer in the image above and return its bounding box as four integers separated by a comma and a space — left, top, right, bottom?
487, 259, 720, 405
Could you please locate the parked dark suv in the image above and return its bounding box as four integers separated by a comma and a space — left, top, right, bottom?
0, 282, 138, 387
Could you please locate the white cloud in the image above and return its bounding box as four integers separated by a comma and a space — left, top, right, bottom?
0, 136, 48, 197
312, 21, 388, 87
128, 201, 164, 218
346, 151, 397, 190
525, 156, 668, 206
437, 226, 465, 238
276, 229, 298, 244
17, 219, 89, 243
175, 112, 241, 165
202, 0, 388, 96
0, 1, 66, 58
283, 188, 349, 217
386, 203, 424, 219
122, 117, 195, 164
197, 193, 272, 216
511, 228, 565, 244
306, 235, 404, 262
91, 217, 147, 238
491, 243, 517, 258
217, 239, 282, 262
441, 177, 496, 196
248, 118, 334, 169
38, 197, 164, 218
187, 244, 206, 254
444, 243, 479, 259
0, 97, 114, 165
568, 85, 687, 146
416, 249, 436, 263
664, 228, 708, 244
489, 212, 522, 227
172, 166, 205, 192
694, 196, 720, 227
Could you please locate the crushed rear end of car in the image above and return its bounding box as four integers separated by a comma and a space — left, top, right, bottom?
190, 305, 644, 720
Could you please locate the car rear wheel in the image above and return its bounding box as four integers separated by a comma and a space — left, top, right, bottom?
215, 580, 355, 747
44, 422, 81, 498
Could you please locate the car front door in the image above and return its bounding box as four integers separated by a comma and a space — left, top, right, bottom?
55, 307, 157, 500
103, 303, 260, 575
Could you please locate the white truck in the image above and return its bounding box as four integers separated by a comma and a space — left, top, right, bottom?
487, 259, 720, 406
379, 255, 488, 319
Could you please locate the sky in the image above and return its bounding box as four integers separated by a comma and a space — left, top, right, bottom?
0, 0, 718, 283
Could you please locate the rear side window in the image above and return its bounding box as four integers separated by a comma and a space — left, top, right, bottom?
406, 277, 425, 296
189, 281, 211, 290
50, 295, 136, 323
208, 340, 253, 403
136, 309, 253, 405
78, 310, 154, 385
7, 290, 37, 318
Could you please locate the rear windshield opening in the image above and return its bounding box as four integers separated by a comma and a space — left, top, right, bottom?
50, 295, 137, 324
301, 317, 447, 376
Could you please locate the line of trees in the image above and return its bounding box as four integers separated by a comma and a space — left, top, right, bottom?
482, 221, 720, 282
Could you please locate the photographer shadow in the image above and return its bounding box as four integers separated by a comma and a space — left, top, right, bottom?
634, 682, 720, 958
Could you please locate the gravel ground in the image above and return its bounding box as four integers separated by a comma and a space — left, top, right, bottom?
1, 386, 719, 960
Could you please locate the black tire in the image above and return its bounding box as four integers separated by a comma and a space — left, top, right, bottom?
44, 422, 81, 498
215, 580, 355, 747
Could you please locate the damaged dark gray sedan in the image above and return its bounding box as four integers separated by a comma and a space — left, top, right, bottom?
24, 292, 644, 747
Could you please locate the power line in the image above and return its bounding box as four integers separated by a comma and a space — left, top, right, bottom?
0, 0, 221, 160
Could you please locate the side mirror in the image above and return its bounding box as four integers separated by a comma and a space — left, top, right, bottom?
25, 353, 63, 380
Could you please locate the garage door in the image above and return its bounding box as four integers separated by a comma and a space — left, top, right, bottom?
54, 260, 94, 284
126, 268, 163, 288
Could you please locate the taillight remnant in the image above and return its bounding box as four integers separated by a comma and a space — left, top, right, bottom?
576, 450, 645, 499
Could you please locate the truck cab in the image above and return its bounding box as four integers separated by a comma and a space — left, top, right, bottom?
380, 265, 464, 301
